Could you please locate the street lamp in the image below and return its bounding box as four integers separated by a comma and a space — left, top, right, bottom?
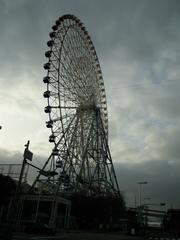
138, 181, 148, 207
137, 181, 148, 230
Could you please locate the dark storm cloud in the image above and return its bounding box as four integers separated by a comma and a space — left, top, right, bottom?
0, 146, 46, 167
115, 159, 180, 208
1, 0, 180, 86
0, 147, 47, 183
0, 1, 39, 67
0, 146, 179, 208
0, 148, 22, 164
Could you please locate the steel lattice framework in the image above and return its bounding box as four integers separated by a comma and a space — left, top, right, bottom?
32, 14, 120, 197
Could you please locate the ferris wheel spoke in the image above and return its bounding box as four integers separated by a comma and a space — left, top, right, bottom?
61, 116, 80, 169
59, 60, 90, 101
48, 46, 60, 61
61, 29, 92, 91
48, 63, 84, 104
62, 114, 92, 171
64, 32, 95, 97
53, 113, 77, 143
49, 76, 79, 103
48, 70, 58, 80
59, 39, 88, 87
59, 72, 87, 102
69, 32, 94, 89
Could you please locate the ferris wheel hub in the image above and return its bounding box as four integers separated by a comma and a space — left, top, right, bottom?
77, 103, 97, 112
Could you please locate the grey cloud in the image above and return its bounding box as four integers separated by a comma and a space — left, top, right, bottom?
157, 127, 180, 161
0, 0, 180, 209
0, 147, 47, 184
1, 0, 180, 86
0, 147, 179, 208
115, 160, 180, 208
0, 148, 22, 164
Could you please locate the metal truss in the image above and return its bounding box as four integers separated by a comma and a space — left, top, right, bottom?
31, 14, 120, 197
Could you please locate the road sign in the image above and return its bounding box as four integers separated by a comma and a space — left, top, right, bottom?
23, 149, 33, 161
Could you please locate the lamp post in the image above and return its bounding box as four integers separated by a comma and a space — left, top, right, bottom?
137, 181, 148, 230
138, 181, 148, 207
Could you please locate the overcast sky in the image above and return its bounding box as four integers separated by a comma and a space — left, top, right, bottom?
0, 0, 180, 209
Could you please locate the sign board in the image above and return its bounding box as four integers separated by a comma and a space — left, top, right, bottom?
24, 149, 33, 161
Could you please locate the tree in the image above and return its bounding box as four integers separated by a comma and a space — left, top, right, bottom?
0, 174, 16, 206
70, 192, 126, 229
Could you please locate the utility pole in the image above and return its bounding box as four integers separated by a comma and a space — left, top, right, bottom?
15, 141, 33, 226
16, 140, 30, 192
137, 181, 148, 233
7, 141, 33, 238
138, 181, 148, 207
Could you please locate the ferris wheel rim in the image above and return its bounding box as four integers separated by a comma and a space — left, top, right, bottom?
43, 14, 108, 146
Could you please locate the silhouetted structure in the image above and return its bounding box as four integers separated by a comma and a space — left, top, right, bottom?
163, 209, 180, 236
31, 14, 120, 199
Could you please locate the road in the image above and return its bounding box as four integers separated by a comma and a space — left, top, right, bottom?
12, 232, 144, 240
12, 232, 180, 240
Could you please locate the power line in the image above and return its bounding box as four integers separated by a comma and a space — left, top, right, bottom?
106, 79, 179, 90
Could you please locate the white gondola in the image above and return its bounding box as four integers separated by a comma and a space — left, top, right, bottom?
52, 148, 59, 155
52, 25, 58, 31
44, 106, 51, 113
49, 32, 56, 38
43, 90, 51, 98
56, 160, 63, 168
47, 40, 54, 47
46, 120, 53, 128
43, 62, 50, 70
49, 134, 55, 143
43, 76, 50, 83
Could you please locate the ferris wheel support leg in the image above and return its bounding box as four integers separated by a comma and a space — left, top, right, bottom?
98, 110, 121, 196
76, 115, 95, 191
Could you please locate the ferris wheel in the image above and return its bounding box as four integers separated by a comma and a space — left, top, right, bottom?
32, 14, 119, 197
